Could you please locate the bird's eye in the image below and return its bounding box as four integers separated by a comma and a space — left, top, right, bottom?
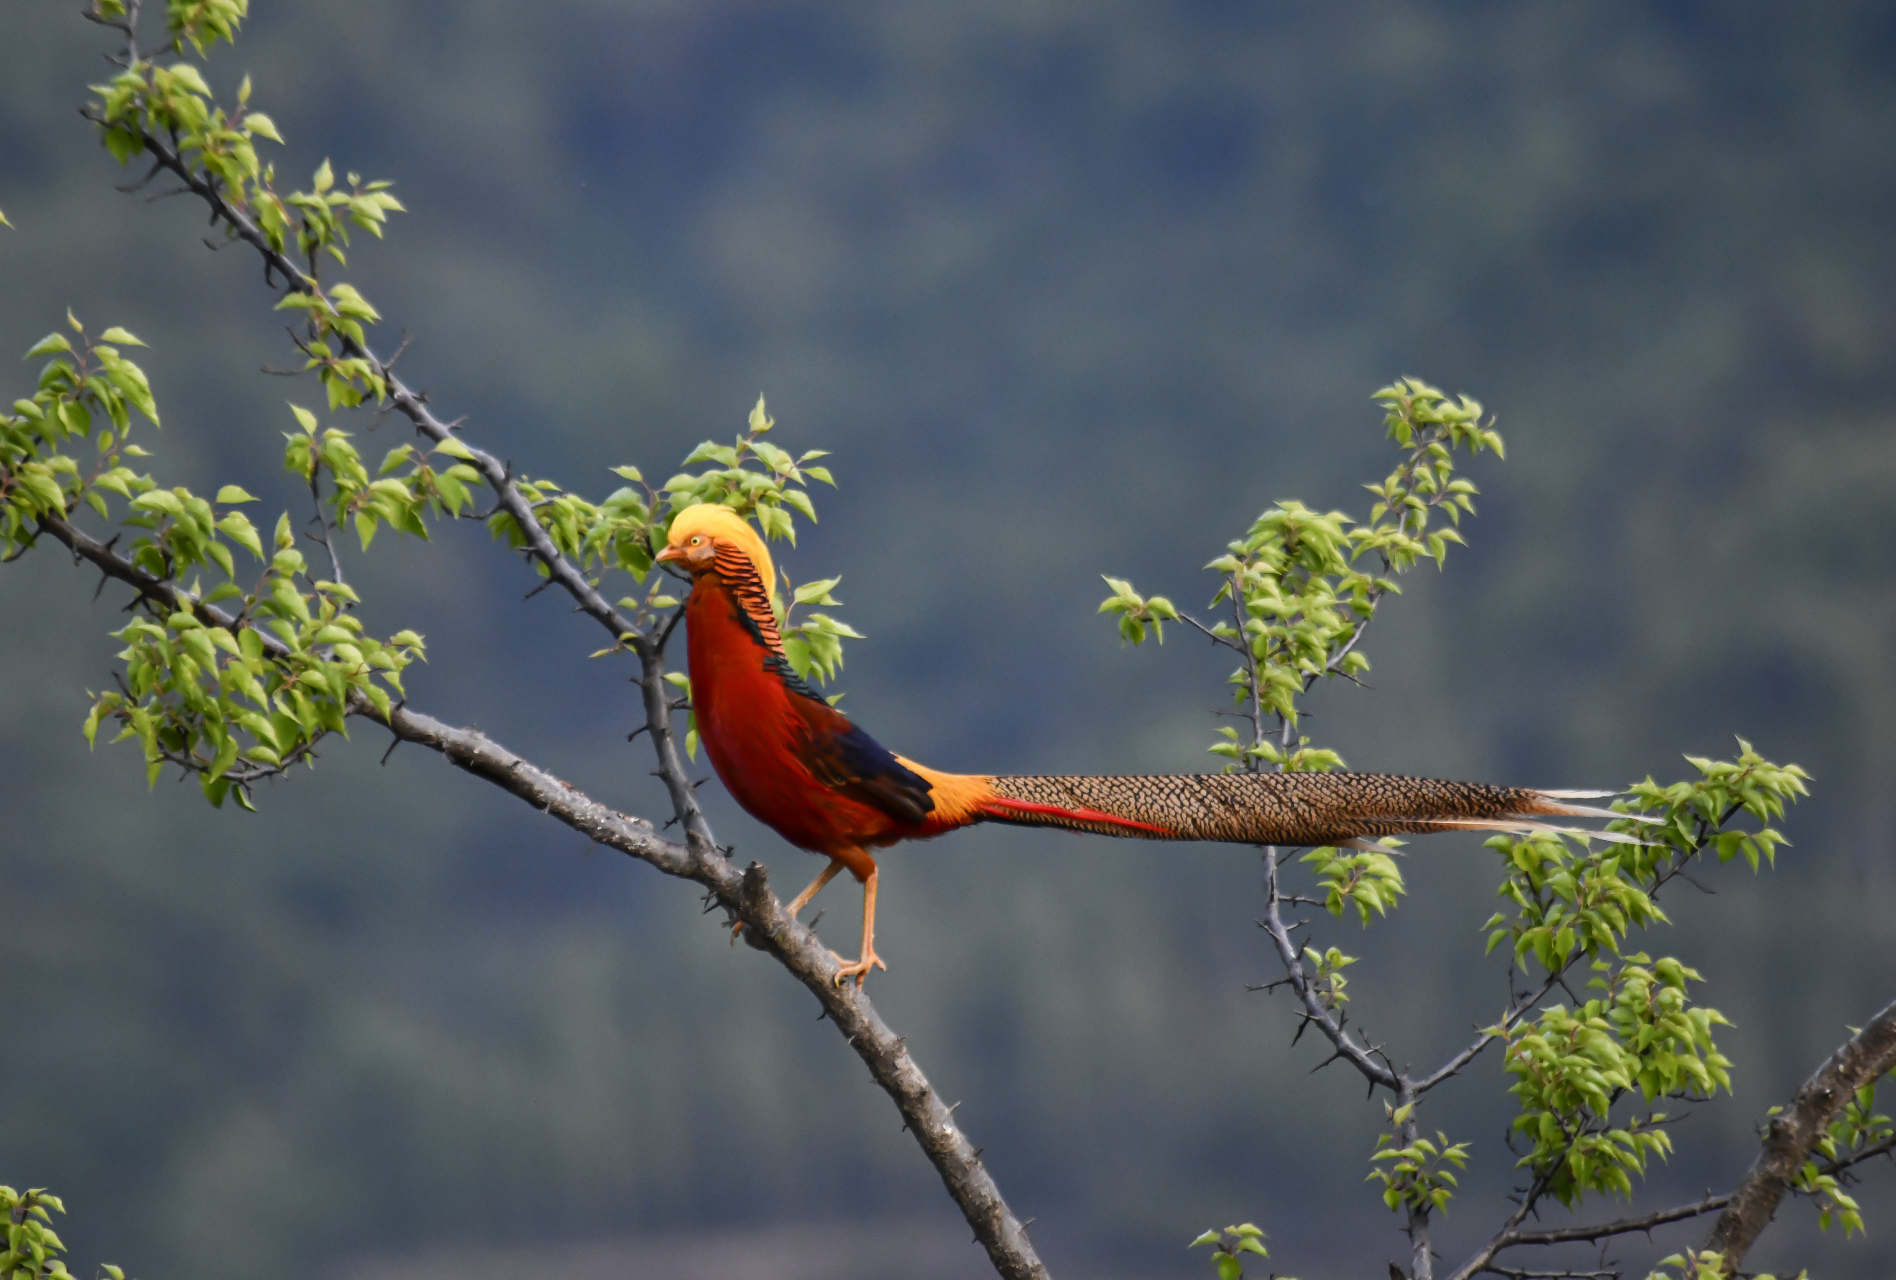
688, 536, 703, 546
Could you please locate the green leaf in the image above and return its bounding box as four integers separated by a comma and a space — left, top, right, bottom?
216, 485, 260, 504
217, 512, 264, 559
783, 487, 818, 523
25, 332, 72, 359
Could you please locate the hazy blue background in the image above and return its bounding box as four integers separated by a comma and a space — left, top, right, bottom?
4, 3, 1895, 1278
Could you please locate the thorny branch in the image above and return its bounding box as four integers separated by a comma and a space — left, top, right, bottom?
1470, 1192, 1732, 1259
1257, 846, 1400, 1095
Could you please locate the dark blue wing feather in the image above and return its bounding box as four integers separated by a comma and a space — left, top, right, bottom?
792, 703, 936, 826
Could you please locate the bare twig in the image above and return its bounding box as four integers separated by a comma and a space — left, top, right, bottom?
305, 470, 348, 589
1444, 1193, 1729, 1280
1819, 1132, 1896, 1179
1412, 972, 1562, 1095
1505, 1193, 1729, 1251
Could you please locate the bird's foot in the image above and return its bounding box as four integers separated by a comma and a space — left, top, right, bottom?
729, 919, 744, 947
830, 946, 887, 987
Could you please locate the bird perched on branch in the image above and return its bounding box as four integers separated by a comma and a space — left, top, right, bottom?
657, 504, 1632, 985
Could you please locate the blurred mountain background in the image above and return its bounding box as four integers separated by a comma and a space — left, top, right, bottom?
4, 2, 1894, 1277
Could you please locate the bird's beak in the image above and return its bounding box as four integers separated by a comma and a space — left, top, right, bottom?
654, 544, 683, 565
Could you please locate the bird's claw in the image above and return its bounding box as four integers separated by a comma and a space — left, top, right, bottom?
830, 948, 888, 987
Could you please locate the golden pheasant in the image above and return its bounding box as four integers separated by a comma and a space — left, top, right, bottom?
657, 505, 1628, 984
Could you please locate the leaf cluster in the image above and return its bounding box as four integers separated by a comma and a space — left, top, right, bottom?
1485, 742, 1808, 975
1307, 946, 1356, 1011
282, 403, 483, 550
1498, 954, 1731, 1206
1099, 379, 1500, 773
1300, 843, 1406, 924
502, 395, 856, 682
774, 574, 864, 686
1484, 833, 1668, 973
1624, 740, 1808, 872
1468, 745, 1810, 1214
1368, 1104, 1469, 1216
1644, 1251, 1810, 1280
1187, 1223, 1286, 1280
88, 14, 403, 414
1786, 1071, 1894, 1235
86, 562, 423, 809
0, 1186, 125, 1280
2, 317, 155, 557
1, 322, 426, 808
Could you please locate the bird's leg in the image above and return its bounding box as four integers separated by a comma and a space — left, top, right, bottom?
831, 868, 887, 986
730, 858, 844, 945
785, 858, 846, 918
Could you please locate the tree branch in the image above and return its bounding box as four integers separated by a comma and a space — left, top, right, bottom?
26, 507, 1051, 1280
1820, 1132, 1896, 1179
1257, 846, 1401, 1095
75, 102, 644, 656
1412, 972, 1562, 1095
1702, 995, 1896, 1268
83, 65, 754, 908
1443, 1193, 1729, 1280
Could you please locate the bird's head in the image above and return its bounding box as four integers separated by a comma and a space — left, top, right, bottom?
656, 504, 775, 589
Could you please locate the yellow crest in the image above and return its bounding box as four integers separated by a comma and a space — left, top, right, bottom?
664, 504, 776, 598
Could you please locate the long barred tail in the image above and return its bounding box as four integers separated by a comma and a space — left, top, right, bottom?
977, 772, 1644, 847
